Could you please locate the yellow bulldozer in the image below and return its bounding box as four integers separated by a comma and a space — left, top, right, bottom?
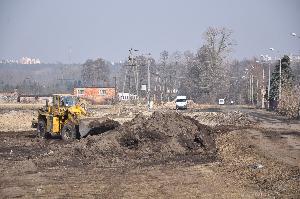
32, 94, 112, 140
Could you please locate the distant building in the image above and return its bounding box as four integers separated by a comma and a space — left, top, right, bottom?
290, 54, 300, 63
0, 57, 41, 64
0, 90, 19, 103
0, 59, 18, 64
74, 87, 116, 104
17, 95, 52, 104
19, 57, 41, 64
118, 93, 138, 101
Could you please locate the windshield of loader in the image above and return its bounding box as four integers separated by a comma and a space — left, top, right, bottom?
60, 96, 78, 107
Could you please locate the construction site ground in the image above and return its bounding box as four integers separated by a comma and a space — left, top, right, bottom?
0, 103, 299, 198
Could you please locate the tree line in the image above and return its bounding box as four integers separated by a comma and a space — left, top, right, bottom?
1, 26, 299, 116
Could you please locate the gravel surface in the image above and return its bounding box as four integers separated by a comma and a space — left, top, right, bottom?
0, 110, 36, 132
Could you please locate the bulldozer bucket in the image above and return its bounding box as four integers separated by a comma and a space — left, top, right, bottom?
78, 118, 120, 138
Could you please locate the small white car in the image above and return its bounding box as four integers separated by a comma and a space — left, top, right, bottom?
176, 96, 187, 110
219, 99, 225, 105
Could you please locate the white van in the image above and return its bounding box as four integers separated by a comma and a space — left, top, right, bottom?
219, 98, 225, 105
176, 96, 187, 109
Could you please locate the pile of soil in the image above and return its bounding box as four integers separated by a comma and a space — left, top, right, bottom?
161, 101, 175, 110
35, 112, 217, 168
118, 112, 215, 152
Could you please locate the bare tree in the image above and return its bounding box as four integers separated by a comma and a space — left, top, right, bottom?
204, 27, 234, 65
157, 50, 169, 101
81, 58, 110, 87
184, 27, 234, 102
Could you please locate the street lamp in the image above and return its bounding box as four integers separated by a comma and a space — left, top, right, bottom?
260, 54, 271, 109
250, 73, 254, 105
256, 60, 265, 109
291, 32, 300, 38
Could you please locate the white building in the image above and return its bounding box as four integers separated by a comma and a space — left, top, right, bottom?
19, 57, 41, 64
290, 54, 300, 63
118, 93, 138, 101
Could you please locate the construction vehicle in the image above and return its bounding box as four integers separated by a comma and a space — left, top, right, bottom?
32, 94, 112, 140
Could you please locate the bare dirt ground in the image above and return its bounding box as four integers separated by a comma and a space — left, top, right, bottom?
0, 104, 299, 198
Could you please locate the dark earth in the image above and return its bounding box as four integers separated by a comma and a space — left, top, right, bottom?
0, 110, 299, 198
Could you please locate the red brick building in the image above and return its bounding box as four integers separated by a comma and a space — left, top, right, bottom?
74, 87, 116, 104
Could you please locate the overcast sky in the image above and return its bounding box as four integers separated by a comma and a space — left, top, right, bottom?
0, 0, 299, 63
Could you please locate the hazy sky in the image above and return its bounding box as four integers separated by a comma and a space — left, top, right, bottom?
0, 0, 299, 63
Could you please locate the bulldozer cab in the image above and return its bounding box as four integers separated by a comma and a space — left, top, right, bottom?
53, 94, 78, 108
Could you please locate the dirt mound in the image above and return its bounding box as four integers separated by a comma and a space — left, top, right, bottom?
117, 112, 215, 153
186, 100, 197, 108
161, 100, 176, 109
35, 112, 216, 167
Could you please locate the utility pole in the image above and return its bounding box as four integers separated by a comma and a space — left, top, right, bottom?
256, 79, 259, 106
279, 58, 282, 100
169, 75, 172, 101
251, 75, 254, 105
128, 48, 139, 101
147, 56, 151, 110
113, 76, 117, 101
128, 76, 131, 100
136, 63, 139, 100
122, 67, 128, 100
260, 54, 271, 109
128, 49, 132, 101
249, 75, 252, 103
257, 60, 266, 109
262, 66, 265, 109
268, 62, 271, 109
